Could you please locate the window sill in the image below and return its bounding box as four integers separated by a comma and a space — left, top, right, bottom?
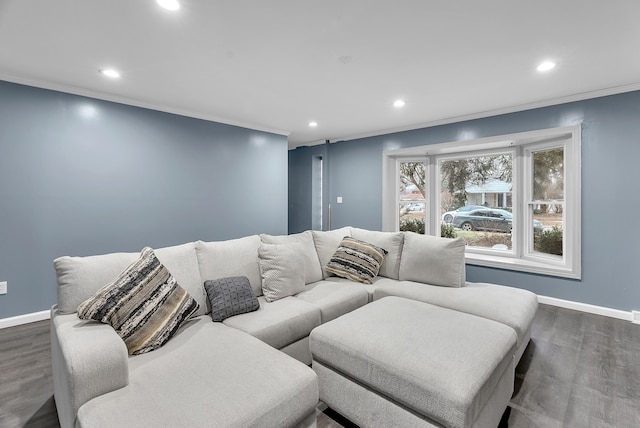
464, 252, 581, 280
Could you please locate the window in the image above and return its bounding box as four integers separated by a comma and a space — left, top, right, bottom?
398, 161, 427, 234
382, 125, 581, 279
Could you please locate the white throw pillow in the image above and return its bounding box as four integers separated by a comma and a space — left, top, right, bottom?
260, 231, 323, 284
258, 243, 306, 302
399, 233, 466, 287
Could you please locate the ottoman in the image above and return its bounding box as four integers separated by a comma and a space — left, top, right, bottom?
309, 296, 517, 428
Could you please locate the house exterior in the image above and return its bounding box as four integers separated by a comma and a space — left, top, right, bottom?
465, 178, 512, 208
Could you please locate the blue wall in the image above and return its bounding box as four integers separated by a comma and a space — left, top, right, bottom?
0, 80, 288, 319
289, 90, 640, 312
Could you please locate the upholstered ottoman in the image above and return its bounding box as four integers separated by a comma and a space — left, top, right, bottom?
309, 297, 517, 428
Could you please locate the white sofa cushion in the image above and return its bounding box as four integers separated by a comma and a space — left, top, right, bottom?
54, 242, 205, 315
399, 232, 466, 287
311, 227, 352, 278
258, 243, 306, 302
295, 281, 369, 323
223, 297, 321, 350
155, 242, 208, 317
350, 228, 404, 280
260, 231, 323, 284
373, 281, 538, 350
77, 318, 319, 428
195, 235, 263, 298
55, 252, 139, 314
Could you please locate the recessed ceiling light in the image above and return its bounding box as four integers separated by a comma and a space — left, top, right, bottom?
99, 68, 120, 78
537, 61, 557, 72
157, 0, 180, 11
308, 121, 318, 128
393, 99, 406, 108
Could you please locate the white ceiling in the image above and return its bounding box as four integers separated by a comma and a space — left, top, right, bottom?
1, 0, 639, 148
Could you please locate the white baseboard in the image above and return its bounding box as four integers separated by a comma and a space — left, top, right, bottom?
0, 310, 50, 329
538, 295, 634, 322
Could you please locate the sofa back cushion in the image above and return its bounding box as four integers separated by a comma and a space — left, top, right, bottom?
195, 235, 263, 298
54, 242, 205, 315
350, 228, 404, 280
311, 227, 352, 279
155, 243, 208, 317
260, 231, 323, 284
55, 252, 139, 314
399, 233, 466, 287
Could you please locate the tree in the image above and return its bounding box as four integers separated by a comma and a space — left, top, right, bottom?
440, 154, 512, 208
400, 162, 425, 198
533, 148, 564, 201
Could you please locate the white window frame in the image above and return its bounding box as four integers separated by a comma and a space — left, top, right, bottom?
395, 157, 431, 233
382, 125, 581, 279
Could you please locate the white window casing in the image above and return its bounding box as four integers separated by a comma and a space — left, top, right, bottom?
382, 125, 581, 279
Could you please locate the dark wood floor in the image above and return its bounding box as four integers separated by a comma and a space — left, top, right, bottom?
2, 304, 640, 427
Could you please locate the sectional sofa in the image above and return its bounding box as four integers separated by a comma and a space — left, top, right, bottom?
51, 227, 538, 428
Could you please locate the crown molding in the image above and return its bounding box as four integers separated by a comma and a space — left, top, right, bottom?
0, 73, 290, 138
289, 81, 640, 149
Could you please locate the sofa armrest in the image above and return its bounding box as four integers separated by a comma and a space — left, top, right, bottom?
51, 306, 129, 428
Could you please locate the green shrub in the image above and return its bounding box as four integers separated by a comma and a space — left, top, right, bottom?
534, 226, 563, 256
399, 218, 424, 234
440, 223, 457, 239
399, 218, 457, 239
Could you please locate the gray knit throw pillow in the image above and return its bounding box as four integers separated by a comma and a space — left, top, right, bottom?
204, 276, 260, 322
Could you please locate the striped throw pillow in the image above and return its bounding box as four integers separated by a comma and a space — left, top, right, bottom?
77, 247, 199, 355
325, 237, 388, 284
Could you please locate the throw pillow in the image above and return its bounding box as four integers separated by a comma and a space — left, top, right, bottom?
260, 231, 323, 284
204, 276, 260, 322
258, 243, 305, 302
398, 232, 466, 287
77, 247, 200, 355
325, 237, 388, 284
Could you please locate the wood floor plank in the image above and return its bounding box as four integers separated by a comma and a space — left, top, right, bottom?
2, 304, 640, 427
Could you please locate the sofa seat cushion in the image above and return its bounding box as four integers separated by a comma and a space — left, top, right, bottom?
223, 297, 321, 350
310, 297, 517, 428
76, 317, 319, 428
373, 281, 538, 349
324, 276, 401, 302
294, 281, 369, 323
